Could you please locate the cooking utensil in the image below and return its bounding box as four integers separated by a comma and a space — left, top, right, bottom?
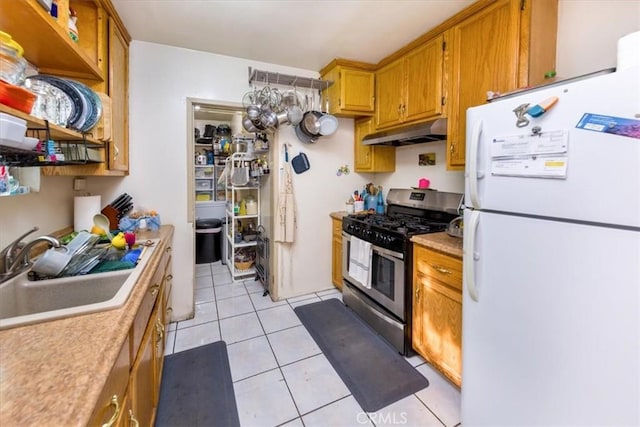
294, 123, 317, 144
446, 216, 464, 238
242, 114, 259, 133
93, 213, 114, 241
318, 88, 339, 136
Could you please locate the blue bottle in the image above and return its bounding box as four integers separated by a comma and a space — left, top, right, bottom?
376, 191, 385, 214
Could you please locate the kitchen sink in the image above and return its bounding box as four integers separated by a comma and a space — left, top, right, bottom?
0, 239, 160, 330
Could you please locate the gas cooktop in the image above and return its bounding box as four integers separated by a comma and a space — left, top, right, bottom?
345, 213, 449, 236
342, 188, 464, 253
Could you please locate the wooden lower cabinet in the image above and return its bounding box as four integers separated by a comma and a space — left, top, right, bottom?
331, 217, 343, 290
412, 244, 462, 387
130, 316, 156, 427
88, 239, 173, 426
87, 334, 130, 426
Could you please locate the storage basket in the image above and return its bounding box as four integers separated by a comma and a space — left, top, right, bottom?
196, 179, 212, 190
234, 260, 254, 271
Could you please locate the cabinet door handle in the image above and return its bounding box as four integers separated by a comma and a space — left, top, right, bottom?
450, 142, 455, 154
129, 410, 140, 427
415, 286, 420, 300
432, 264, 452, 275
149, 284, 160, 297
113, 144, 119, 161
398, 104, 402, 114
101, 395, 120, 427
165, 246, 172, 254
166, 274, 173, 281
156, 319, 165, 343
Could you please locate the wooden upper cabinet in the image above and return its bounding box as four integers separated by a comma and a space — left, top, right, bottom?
320, 63, 375, 117
404, 35, 444, 123
0, 0, 104, 80
375, 58, 405, 128
107, 17, 129, 173
354, 117, 395, 173
445, 0, 558, 170
376, 34, 445, 130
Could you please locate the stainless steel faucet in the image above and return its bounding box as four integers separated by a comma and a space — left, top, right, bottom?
0, 226, 38, 273
0, 227, 62, 283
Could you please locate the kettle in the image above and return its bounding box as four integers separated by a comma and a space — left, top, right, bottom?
446, 216, 463, 238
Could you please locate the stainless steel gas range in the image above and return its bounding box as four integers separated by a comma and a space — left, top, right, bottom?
341, 188, 463, 355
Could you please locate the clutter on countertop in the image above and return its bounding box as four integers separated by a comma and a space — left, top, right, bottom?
345, 183, 385, 214
119, 209, 161, 233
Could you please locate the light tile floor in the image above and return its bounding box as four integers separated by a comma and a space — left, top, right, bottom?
163, 261, 461, 427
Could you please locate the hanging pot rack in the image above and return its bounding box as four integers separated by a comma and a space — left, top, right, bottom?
248, 67, 333, 90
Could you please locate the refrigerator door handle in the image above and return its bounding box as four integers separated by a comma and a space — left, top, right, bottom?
464, 209, 480, 302
468, 119, 483, 209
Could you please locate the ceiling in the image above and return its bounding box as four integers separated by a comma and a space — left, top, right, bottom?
111, 0, 475, 72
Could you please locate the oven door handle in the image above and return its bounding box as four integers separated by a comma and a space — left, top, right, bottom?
373, 245, 403, 261
342, 232, 403, 261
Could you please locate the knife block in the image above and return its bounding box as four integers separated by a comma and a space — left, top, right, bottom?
101, 206, 120, 230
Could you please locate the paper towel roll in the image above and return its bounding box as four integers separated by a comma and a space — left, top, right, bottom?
74, 195, 101, 232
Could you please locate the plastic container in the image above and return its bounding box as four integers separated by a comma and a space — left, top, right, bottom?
0, 31, 26, 85
195, 218, 222, 264
0, 80, 36, 114
0, 112, 27, 149
195, 179, 212, 190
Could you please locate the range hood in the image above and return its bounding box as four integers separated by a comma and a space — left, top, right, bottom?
362, 118, 447, 146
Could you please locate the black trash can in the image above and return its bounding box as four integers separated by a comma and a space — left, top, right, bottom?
195, 218, 222, 264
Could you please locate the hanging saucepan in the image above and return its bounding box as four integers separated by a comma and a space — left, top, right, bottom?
318, 86, 338, 136
242, 114, 259, 133
295, 123, 318, 144
299, 85, 322, 137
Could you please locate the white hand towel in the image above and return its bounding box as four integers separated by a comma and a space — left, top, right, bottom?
349, 236, 372, 289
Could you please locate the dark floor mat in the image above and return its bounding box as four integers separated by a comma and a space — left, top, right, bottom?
294, 298, 429, 412
155, 340, 240, 427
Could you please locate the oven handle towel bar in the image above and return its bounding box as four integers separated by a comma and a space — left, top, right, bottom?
348, 235, 372, 289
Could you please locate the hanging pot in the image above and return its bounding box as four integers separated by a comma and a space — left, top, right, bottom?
295, 123, 317, 144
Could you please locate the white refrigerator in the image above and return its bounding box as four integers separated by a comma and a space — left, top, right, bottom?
462, 39, 640, 425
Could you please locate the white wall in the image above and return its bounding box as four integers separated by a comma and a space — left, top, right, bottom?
556, 1, 640, 78
377, 141, 465, 194
271, 120, 375, 299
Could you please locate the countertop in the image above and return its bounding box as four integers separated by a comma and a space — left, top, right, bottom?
0, 225, 174, 426
411, 232, 463, 259
330, 211, 348, 220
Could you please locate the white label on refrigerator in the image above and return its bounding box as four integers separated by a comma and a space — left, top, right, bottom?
491, 130, 569, 178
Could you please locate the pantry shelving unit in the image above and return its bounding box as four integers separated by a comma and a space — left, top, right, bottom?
225, 152, 261, 281
194, 142, 216, 203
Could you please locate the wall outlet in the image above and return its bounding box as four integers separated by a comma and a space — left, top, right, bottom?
73, 178, 86, 191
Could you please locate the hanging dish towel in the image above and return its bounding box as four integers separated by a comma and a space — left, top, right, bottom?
348, 235, 372, 289
275, 145, 296, 243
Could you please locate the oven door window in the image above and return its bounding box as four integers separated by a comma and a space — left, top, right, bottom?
371, 251, 396, 300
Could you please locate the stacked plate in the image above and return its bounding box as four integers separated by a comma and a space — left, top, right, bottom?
24, 74, 102, 133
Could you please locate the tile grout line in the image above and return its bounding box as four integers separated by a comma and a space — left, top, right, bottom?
244, 288, 315, 424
